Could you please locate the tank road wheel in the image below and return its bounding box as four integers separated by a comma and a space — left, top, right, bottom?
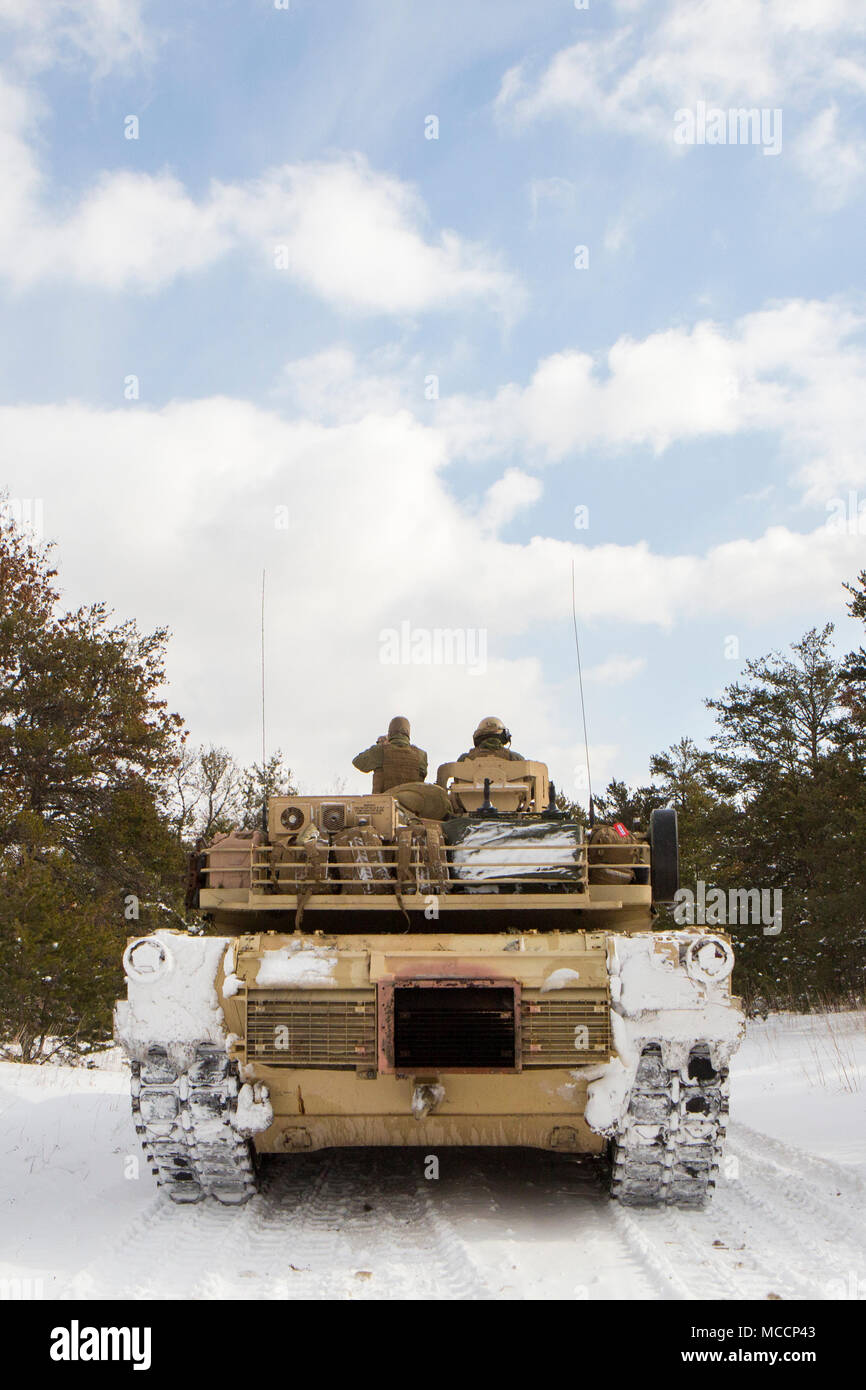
609, 1042, 730, 1209
130, 1044, 259, 1205
649, 807, 679, 904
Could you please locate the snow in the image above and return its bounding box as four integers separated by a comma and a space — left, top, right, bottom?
732, 1011, 866, 1168
254, 944, 338, 988
540, 968, 582, 992
585, 933, 746, 1134
613, 932, 714, 1011
1, 1010, 864, 1301
232, 1083, 274, 1136
222, 945, 242, 997
113, 932, 230, 1067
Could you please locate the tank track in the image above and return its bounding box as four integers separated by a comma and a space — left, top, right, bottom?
610, 1041, 729, 1209
130, 1042, 258, 1205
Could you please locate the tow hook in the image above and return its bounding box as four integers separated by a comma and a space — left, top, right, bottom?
411, 1082, 445, 1120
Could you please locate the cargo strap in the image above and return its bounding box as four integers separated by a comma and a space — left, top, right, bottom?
294, 884, 313, 931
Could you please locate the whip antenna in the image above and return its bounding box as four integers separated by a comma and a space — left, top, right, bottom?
571, 559, 595, 827
260, 569, 267, 833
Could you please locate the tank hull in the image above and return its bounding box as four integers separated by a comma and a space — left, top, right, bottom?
116, 792, 744, 1206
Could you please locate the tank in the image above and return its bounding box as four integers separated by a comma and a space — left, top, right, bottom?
114, 751, 745, 1208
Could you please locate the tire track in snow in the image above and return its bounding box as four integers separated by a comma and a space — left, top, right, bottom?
66, 1192, 237, 1299
285, 1148, 491, 1300
607, 1123, 866, 1304
77, 1149, 491, 1300
728, 1122, 866, 1237
430, 1148, 660, 1300
186, 1149, 490, 1300
68, 1124, 864, 1302
609, 1206, 694, 1300
612, 1198, 811, 1303
721, 1123, 866, 1294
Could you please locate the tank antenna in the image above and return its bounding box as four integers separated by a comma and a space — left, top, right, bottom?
571, 558, 595, 827
260, 568, 268, 835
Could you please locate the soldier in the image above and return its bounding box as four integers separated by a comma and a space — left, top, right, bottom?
353, 717, 449, 820
353, 716, 427, 791
457, 716, 525, 762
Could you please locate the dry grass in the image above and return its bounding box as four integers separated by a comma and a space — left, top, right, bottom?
798, 1005, 864, 1095
747, 1000, 865, 1095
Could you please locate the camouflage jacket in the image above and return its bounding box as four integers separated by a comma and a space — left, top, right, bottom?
353, 734, 428, 789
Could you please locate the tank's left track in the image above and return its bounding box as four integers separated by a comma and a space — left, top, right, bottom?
609, 1041, 730, 1209
130, 1042, 258, 1205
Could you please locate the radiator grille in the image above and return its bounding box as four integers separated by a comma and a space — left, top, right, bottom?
244, 988, 611, 1069
393, 985, 516, 1070
246, 992, 375, 1068
520, 993, 611, 1065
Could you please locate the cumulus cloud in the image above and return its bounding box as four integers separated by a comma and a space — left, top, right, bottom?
272, 346, 416, 423
478, 468, 543, 532
1, 388, 861, 789
0, 81, 520, 313
438, 299, 866, 501
497, 0, 866, 200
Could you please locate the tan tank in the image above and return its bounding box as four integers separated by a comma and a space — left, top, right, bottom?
115, 750, 745, 1208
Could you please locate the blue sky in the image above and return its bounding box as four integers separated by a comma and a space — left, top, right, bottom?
1, 0, 864, 797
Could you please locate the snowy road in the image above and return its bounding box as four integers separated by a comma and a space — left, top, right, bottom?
1, 1013, 864, 1301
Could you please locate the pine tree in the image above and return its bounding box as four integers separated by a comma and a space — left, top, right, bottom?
0, 509, 185, 1059
701, 625, 865, 1002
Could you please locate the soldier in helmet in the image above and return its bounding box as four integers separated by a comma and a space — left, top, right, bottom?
457, 716, 525, 762
353, 716, 428, 791
353, 718, 449, 819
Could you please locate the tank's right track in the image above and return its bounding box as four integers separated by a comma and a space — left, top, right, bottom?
130, 1042, 258, 1205
610, 1042, 729, 1208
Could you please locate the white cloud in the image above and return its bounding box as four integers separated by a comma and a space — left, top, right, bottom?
584, 655, 647, 685
1, 386, 862, 788
0, 80, 520, 313
0, 0, 150, 73
439, 299, 866, 500
794, 105, 865, 207
273, 346, 415, 423
479, 468, 542, 532
497, 0, 866, 199
0, 1, 516, 311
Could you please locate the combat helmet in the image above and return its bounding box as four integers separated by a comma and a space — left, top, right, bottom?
473, 716, 511, 746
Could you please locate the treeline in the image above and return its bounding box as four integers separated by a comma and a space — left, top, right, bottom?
1, 513, 863, 1059
0, 514, 293, 1060
579, 588, 866, 1007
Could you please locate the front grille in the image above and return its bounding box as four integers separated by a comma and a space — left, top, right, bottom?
244, 986, 610, 1070
393, 985, 516, 1069
520, 993, 611, 1064
246, 992, 375, 1067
